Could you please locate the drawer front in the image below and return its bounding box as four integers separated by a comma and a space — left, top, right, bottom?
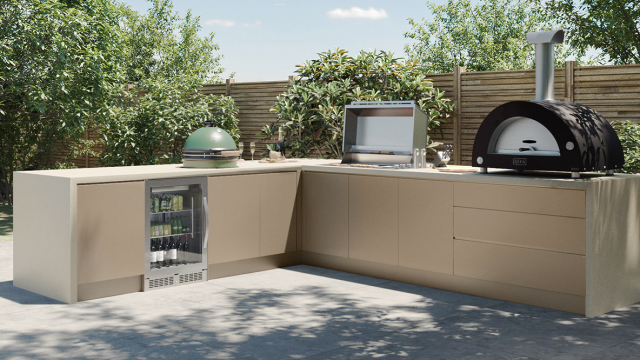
454, 240, 585, 296
454, 207, 585, 255
454, 183, 585, 218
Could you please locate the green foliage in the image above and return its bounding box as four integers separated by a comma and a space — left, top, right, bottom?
99, 79, 239, 166
98, 0, 235, 167
0, 0, 124, 205
540, 0, 640, 65
261, 49, 454, 159
612, 121, 640, 174
119, 0, 224, 85
404, 0, 581, 73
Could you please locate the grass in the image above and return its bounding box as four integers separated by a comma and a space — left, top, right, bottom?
0, 204, 13, 242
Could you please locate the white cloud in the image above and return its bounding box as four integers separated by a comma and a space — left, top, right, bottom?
327, 7, 388, 20
205, 19, 235, 27
243, 20, 262, 28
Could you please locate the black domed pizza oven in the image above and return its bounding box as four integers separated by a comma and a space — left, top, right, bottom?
471, 30, 624, 178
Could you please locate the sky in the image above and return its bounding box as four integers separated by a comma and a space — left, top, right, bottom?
118, 1, 447, 82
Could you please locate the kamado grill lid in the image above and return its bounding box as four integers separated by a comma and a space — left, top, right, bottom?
182, 120, 239, 168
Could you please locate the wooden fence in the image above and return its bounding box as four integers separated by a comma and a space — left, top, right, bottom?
55, 62, 640, 167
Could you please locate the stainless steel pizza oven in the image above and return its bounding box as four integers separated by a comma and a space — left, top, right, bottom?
341, 101, 427, 166
472, 30, 624, 178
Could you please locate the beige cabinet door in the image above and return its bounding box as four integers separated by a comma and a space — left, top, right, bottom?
77, 181, 145, 285
208, 175, 261, 264
399, 179, 453, 274
349, 175, 399, 266
260, 172, 297, 256
302, 172, 349, 257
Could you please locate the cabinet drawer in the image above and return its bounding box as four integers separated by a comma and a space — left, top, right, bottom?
454, 207, 585, 254
454, 183, 585, 218
454, 240, 585, 296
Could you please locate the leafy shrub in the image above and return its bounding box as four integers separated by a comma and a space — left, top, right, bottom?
99, 79, 239, 166
261, 49, 455, 159
612, 120, 640, 174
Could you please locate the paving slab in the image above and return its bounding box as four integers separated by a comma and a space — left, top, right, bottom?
305, 331, 531, 360
433, 304, 640, 359
582, 336, 640, 360
0, 303, 156, 359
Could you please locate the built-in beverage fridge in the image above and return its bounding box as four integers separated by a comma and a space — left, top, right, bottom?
144, 177, 208, 291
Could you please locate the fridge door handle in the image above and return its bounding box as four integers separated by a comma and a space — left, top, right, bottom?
203, 196, 209, 250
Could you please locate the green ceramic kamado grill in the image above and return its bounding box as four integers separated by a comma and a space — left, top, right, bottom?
182, 120, 239, 168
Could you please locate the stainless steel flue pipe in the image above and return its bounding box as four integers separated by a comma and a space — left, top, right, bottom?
526, 29, 564, 102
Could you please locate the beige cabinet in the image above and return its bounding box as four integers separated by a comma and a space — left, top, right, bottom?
260, 172, 298, 256
77, 181, 145, 285
399, 179, 453, 274
302, 172, 349, 257
208, 175, 261, 264
348, 175, 399, 266
454, 240, 585, 296
454, 207, 586, 254
454, 182, 585, 218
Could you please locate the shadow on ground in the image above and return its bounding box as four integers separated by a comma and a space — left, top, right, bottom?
1, 265, 640, 359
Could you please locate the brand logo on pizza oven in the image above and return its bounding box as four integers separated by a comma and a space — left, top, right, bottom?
513, 158, 527, 166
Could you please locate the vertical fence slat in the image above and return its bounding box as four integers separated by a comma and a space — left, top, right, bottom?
453, 66, 465, 165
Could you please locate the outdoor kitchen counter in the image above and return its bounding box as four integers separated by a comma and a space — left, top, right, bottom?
13, 160, 640, 317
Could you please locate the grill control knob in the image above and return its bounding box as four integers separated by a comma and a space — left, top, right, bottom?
477, 156, 484, 165
566, 141, 575, 150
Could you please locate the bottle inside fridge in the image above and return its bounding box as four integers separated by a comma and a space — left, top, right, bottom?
144, 177, 208, 291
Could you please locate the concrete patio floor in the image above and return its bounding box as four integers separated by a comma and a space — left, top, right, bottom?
2, 241, 640, 359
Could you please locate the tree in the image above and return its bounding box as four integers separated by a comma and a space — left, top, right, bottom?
404, 0, 578, 73
261, 49, 454, 159
98, 0, 237, 167
541, 0, 640, 65
0, 0, 123, 205
119, 0, 224, 85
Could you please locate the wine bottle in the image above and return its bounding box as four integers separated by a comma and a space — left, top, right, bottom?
168, 237, 177, 266
176, 235, 182, 265
183, 235, 189, 264
150, 239, 157, 269
156, 238, 165, 268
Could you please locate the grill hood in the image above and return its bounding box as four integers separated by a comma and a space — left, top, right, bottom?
182, 120, 239, 168
471, 29, 624, 178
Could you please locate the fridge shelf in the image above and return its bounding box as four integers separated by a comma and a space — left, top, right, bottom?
150, 232, 193, 239
150, 209, 192, 215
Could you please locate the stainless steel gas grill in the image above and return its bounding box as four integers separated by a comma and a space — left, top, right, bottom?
471, 30, 624, 178
341, 101, 428, 166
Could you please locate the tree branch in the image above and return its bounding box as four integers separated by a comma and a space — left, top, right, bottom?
613, 0, 640, 62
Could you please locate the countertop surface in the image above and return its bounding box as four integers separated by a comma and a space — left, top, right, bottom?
15, 159, 640, 189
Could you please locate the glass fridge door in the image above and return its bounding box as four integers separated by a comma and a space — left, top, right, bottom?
144, 176, 208, 291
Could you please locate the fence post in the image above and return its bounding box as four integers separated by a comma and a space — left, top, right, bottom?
85, 128, 90, 168
288, 75, 298, 84
453, 66, 465, 165
225, 78, 235, 96
565, 61, 576, 103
